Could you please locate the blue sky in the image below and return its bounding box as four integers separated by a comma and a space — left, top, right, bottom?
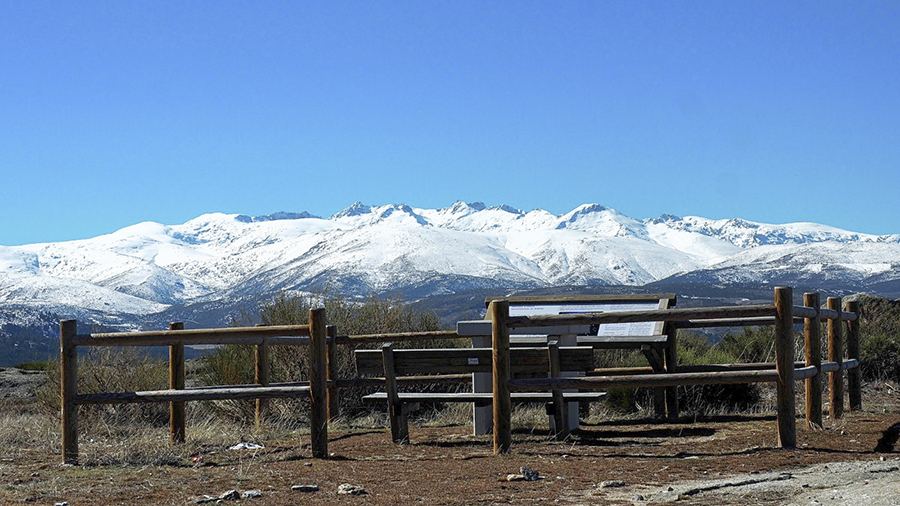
1, 1, 898, 246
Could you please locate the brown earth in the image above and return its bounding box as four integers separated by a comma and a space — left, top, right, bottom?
1, 381, 899, 505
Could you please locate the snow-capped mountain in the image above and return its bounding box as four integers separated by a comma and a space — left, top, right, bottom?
1, 201, 898, 363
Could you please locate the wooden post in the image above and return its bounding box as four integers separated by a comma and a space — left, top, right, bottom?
382, 343, 409, 444
169, 322, 186, 443
327, 325, 340, 420
663, 321, 679, 419
490, 300, 512, 454
845, 300, 862, 411
255, 333, 269, 428
60, 320, 79, 465
548, 341, 569, 441
308, 308, 328, 458
803, 293, 822, 429
827, 297, 843, 419
774, 287, 796, 449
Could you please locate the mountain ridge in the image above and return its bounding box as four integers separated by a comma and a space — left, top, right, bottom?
1, 201, 897, 365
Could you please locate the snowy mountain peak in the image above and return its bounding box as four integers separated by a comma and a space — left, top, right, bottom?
1, 202, 897, 340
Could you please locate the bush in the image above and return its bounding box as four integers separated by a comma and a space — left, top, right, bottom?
39, 346, 169, 426
198, 290, 443, 423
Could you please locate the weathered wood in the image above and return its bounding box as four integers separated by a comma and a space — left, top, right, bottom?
76, 385, 312, 404
362, 391, 607, 404
355, 347, 594, 376
169, 322, 186, 443
485, 293, 677, 305
775, 287, 796, 449
491, 300, 512, 454
78, 325, 311, 347
60, 320, 79, 465
326, 326, 340, 421
334, 374, 471, 388
663, 321, 679, 419
804, 293, 823, 429
507, 305, 776, 328
308, 308, 328, 458
677, 317, 778, 329
254, 332, 270, 428
577, 335, 669, 349
827, 297, 844, 419
382, 344, 410, 444
335, 329, 461, 345
794, 365, 819, 380
845, 301, 862, 411
508, 369, 781, 390
548, 341, 568, 440
820, 361, 840, 373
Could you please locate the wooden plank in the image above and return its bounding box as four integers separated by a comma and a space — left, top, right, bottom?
775, 286, 796, 449
335, 329, 461, 345
509, 369, 781, 390
355, 347, 594, 376
663, 321, 679, 419
362, 392, 608, 403
255, 333, 269, 428
491, 300, 512, 454
77, 385, 311, 404
79, 325, 311, 346
577, 335, 668, 349
827, 297, 844, 420
169, 322, 186, 443
60, 320, 79, 465
326, 326, 340, 421
548, 341, 568, 440
486, 293, 677, 305
382, 344, 409, 444
507, 305, 776, 328
803, 293, 823, 429
308, 308, 328, 459
845, 301, 862, 411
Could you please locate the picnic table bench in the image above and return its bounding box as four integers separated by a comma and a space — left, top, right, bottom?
356, 343, 605, 443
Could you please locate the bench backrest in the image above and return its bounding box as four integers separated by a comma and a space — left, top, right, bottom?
485, 293, 676, 339
355, 346, 593, 376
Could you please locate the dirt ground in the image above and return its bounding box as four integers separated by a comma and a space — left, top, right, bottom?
1, 378, 899, 505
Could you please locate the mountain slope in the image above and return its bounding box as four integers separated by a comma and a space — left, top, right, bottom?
1, 201, 897, 350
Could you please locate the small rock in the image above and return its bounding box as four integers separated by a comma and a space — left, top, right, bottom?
193, 496, 217, 505
633, 494, 645, 501
520, 467, 539, 481
241, 490, 262, 499
291, 484, 319, 492
507, 474, 526, 482
666, 486, 674, 492
599, 480, 626, 488
219, 489, 240, 501
54, 503, 68, 506
338, 483, 367, 495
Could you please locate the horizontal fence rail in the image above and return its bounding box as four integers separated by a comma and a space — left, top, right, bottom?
59, 310, 329, 465
488, 287, 863, 454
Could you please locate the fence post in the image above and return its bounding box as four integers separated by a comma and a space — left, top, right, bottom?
169, 322, 186, 443
308, 308, 329, 458
490, 300, 512, 454
845, 300, 862, 411
327, 325, 340, 420
827, 297, 844, 419
803, 293, 822, 429
774, 287, 796, 449
60, 320, 79, 465
255, 332, 269, 428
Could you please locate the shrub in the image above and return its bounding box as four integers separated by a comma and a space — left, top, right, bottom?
198, 290, 443, 423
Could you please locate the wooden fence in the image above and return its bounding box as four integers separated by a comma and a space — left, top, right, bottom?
488, 287, 862, 453
59, 286, 863, 463
59, 308, 329, 465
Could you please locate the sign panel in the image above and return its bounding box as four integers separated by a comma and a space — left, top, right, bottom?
509, 301, 663, 336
